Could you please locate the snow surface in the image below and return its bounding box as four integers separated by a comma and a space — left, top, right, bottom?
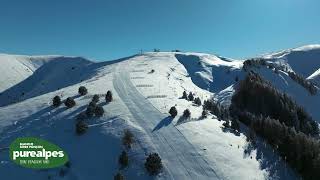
308, 68, 320, 85
0, 54, 59, 92
0, 59, 154, 180
263, 44, 320, 78
251, 67, 320, 121
2, 46, 317, 179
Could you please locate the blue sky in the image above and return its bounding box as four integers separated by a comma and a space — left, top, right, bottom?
0, 0, 319, 61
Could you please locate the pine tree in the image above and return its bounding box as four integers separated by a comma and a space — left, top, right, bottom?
231, 119, 240, 132
194, 97, 201, 106
183, 109, 191, 118
76, 121, 88, 135
52, 96, 61, 107
94, 105, 104, 117
169, 106, 177, 117
86, 104, 95, 117
64, 97, 76, 108
201, 109, 208, 118
122, 129, 134, 149
92, 94, 100, 103
182, 91, 188, 99
145, 153, 163, 175
188, 92, 194, 101
78, 86, 88, 96
119, 151, 129, 167
106, 90, 113, 102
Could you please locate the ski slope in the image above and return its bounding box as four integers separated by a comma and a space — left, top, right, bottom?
121, 53, 298, 179
113, 62, 220, 179
2, 46, 317, 179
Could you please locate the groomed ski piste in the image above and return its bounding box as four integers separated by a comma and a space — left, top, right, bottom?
1, 45, 319, 179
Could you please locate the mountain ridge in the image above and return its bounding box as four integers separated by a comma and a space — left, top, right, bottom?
1, 45, 319, 180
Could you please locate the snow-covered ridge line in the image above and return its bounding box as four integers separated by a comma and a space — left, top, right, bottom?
0, 54, 95, 93
262, 44, 320, 59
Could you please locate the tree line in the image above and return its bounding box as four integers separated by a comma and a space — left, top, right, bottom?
230, 71, 319, 136
243, 58, 318, 95
230, 71, 320, 180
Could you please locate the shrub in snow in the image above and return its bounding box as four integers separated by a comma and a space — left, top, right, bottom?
76, 121, 88, 135
169, 106, 177, 117
122, 129, 134, 149
106, 90, 113, 102
78, 86, 88, 96
52, 96, 61, 107
86, 104, 96, 117
118, 151, 129, 167
145, 153, 163, 175
114, 172, 125, 180
94, 105, 104, 117
150, 69, 155, 73
201, 110, 208, 118
188, 92, 194, 101
182, 91, 188, 99
183, 109, 191, 118
92, 94, 100, 103
64, 97, 76, 108
194, 97, 202, 106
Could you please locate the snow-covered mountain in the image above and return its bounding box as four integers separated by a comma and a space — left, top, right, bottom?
0, 54, 60, 92
256, 45, 320, 121
1, 45, 319, 180
263, 45, 320, 78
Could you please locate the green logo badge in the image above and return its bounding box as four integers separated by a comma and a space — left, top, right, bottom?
9, 137, 68, 169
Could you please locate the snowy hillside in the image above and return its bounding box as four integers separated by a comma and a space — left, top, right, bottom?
242, 46, 320, 121
263, 45, 320, 78
174, 53, 243, 93
0, 54, 59, 92
2, 46, 319, 179
308, 68, 320, 85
